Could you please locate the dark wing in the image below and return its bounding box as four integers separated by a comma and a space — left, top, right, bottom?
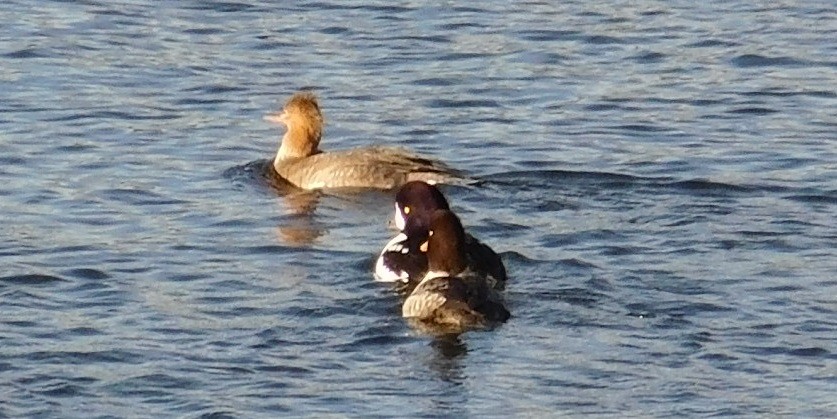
455, 272, 511, 323
464, 234, 508, 289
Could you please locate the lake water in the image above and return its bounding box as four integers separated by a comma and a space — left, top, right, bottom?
1, 1, 835, 417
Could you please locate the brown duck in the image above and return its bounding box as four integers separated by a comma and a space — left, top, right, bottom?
265, 92, 461, 190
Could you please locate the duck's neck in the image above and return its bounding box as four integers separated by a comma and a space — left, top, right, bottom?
274, 125, 321, 163
419, 269, 449, 284
426, 247, 467, 280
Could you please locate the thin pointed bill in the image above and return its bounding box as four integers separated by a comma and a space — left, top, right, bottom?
264, 112, 287, 125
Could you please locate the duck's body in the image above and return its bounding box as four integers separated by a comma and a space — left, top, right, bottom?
376, 232, 506, 293
275, 146, 457, 190
401, 210, 509, 334
403, 271, 510, 333
374, 181, 506, 293
266, 92, 460, 190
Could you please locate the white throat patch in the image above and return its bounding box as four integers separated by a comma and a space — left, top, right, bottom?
394, 203, 406, 231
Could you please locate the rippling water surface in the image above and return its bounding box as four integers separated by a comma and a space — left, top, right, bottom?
2, 1, 836, 417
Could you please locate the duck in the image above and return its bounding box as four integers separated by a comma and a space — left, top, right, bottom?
402, 209, 510, 334
374, 181, 507, 293
264, 91, 462, 190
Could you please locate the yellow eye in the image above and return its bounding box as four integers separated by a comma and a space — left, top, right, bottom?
428, 230, 434, 236
403, 206, 410, 215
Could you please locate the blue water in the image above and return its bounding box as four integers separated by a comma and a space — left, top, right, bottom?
2, 1, 836, 417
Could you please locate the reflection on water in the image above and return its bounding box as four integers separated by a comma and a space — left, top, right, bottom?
423, 336, 469, 417
274, 189, 325, 247
275, 222, 326, 247
430, 335, 468, 363
428, 339, 467, 383
260, 161, 404, 247
236, 160, 329, 247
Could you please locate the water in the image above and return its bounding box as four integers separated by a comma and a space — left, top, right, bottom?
1, 0, 835, 417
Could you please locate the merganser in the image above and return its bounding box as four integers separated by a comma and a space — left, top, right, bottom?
265, 92, 462, 190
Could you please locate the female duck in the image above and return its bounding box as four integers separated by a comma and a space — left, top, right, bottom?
402, 210, 510, 334
265, 92, 461, 190
374, 181, 507, 292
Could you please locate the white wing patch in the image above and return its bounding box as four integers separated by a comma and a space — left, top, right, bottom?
373, 233, 410, 282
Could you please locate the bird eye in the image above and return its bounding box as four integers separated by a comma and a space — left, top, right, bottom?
428, 230, 434, 236
403, 206, 410, 215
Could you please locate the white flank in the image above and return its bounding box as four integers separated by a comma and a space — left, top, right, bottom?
373, 233, 409, 282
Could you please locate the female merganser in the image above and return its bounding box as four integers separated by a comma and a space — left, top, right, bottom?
265, 92, 461, 190
402, 210, 510, 334
374, 181, 506, 292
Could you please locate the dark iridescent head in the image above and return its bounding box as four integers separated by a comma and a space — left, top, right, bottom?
393, 181, 450, 232
423, 209, 468, 275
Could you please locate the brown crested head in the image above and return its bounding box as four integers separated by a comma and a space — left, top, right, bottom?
284, 92, 322, 126
423, 209, 468, 275
269, 91, 324, 159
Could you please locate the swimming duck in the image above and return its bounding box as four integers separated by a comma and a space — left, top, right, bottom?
265, 92, 461, 190
402, 209, 510, 334
374, 181, 507, 292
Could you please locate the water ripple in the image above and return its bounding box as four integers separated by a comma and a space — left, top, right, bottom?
1, 0, 835, 416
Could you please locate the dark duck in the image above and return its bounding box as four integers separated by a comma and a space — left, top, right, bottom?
402, 209, 510, 334
374, 181, 506, 293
